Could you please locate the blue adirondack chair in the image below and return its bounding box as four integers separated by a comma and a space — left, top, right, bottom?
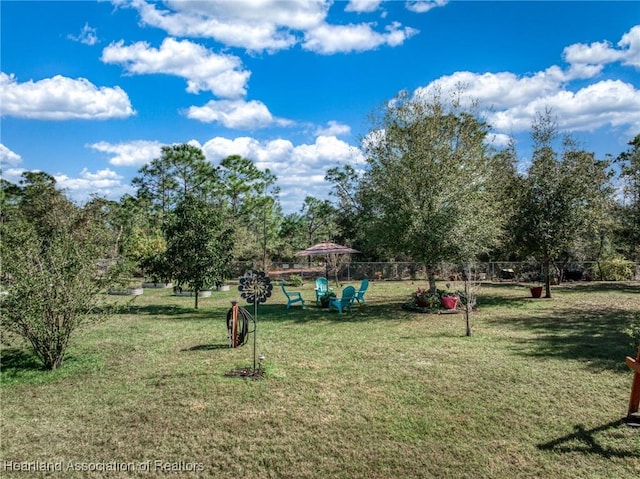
355, 278, 369, 304
315, 277, 332, 304
328, 286, 356, 314
281, 282, 305, 309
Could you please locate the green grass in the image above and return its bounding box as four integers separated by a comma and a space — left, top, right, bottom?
1, 281, 639, 478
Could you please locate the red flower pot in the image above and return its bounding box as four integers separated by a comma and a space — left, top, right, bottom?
530, 286, 543, 298
441, 295, 458, 310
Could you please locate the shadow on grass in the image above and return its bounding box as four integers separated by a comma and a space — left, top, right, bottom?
113, 304, 203, 317
0, 348, 44, 374
538, 419, 639, 458
183, 343, 229, 351
555, 281, 640, 295
494, 306, 637, 372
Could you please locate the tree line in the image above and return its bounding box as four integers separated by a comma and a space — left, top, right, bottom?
1, 89, 638, 368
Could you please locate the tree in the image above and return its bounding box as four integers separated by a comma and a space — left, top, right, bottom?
301, 196, 337, 245
617, 134, 640, 262
274, 212, 308, 261
132, 156, 178, 224
219, 155, 281, 266
359, 89, 505, 292
0, 174, 116, 369
132, 143, 220, 220
513, 110, 614, 297
163, 196, 234, 309
325, 165, 366, 252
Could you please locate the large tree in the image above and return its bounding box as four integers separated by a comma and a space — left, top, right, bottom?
616, 134, 640, 262
359, 90, 505, 291
132, 143, 220, 221
513, 110, 614, 297
219, 155, 281, 266
0, 174, 116, 369
163, 195, 234, 309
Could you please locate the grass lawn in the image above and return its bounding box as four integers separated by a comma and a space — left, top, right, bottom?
1, 280, 639, 478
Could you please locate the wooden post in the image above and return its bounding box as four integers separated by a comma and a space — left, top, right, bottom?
625, 344, 640, 419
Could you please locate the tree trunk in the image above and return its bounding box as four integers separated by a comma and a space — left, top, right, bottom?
427, 267, 437, 294
194, 289, 199, 309
544, 257, 552, 298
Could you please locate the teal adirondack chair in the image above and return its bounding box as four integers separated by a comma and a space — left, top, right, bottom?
355, 278, 369, 304
328, 286, 356, 314
315, 277, 332, 304
281, 282, 305, 309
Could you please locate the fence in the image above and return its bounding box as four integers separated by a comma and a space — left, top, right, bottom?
232, 261, 640, 283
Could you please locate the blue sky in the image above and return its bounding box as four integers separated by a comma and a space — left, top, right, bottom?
1, 1, 639, 213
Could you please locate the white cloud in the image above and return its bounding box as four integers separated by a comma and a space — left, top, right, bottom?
405, 1, 448, 14
0, 144, 22, 167
120, 0, 420, 55
55, 168, 134, 200
67, 22, 99, 46
88, 140, 164, 166
1, 167, 26, 185
0, 73, 134, 120
201, 134, 365, 211
345, 0, 383, 13
303, 21, 418, 54
121, 0, 328, 52
563, 24, 640, 76
411, 27, 640, 140
315, 120, 352, 137
186, 99, 292, 129
415, 68, 566, 111
490, 80, 640, 135
101, 37, 250, 98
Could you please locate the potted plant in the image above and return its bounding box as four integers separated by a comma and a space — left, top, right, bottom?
108, 278, 143, 296
412, 288, 440, 309
441, 292, 459, 310
529, 285, 543, 298
320, 291, 337, 308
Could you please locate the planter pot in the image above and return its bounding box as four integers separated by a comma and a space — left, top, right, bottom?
320, 296, 334, 308
174, 290, 212, 297
530, 286, 543, 298
416, 299, 430, 308
441, 295, 458, 310
142, 282, 173, 289
108, 288, 143, 296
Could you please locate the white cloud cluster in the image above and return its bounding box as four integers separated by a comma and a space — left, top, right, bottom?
119, 0, 420, 54
75, 133, 364, 211
303, 21, 417, 54
67, 22, 99, 46
0, 72, 134, 120
88, 140, 164, 166
201, 134, 365, 211
315, 121, 352, 137
345, 0, 383, 13
405, 1, 449, 14
413, 26, 640, 139
0, 143, 22, 167
55, 168, 134, 201
102, 37, 250, 98
563, 25, 640, 77
186, 99, 292, 129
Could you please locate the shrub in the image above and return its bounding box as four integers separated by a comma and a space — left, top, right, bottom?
288, 274, 303, 286
594, 256, 634, 281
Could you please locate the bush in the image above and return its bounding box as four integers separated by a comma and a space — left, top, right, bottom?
594, 256, 634, 281
287, 274, 303, 286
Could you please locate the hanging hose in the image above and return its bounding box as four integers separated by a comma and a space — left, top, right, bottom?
226, 302, 255, 348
